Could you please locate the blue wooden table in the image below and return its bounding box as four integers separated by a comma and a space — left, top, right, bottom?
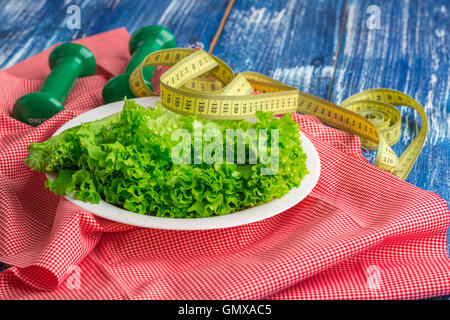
0, 0, 448, 299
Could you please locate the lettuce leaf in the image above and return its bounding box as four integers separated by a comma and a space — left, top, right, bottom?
25, 99, 308, 218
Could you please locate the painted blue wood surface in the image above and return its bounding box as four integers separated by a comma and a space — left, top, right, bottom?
330, 0, 449, 202
212, 0, 346, 99
0, 0, 229, 69
0, 0, 448, 299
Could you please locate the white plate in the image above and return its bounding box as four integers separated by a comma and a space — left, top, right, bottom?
48, 97, 320, 230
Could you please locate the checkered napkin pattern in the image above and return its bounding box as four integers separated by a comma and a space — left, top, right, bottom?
0, 29, 449, 300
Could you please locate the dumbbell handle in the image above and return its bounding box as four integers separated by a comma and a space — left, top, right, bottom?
102, 26, 176, 104
40, 59, 83, 103
126, 41, 163, 74
126, 41, 162, 89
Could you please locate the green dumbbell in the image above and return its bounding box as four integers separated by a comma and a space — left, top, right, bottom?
12, 43, 96, 126
102, 25, 176, 104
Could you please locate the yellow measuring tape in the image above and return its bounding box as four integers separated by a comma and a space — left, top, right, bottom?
129, 48, 428, 180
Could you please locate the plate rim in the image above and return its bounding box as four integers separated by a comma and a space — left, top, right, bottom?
47, 97, 321, 230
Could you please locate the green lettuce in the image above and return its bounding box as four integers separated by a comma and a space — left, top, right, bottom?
25, 100, 308, 218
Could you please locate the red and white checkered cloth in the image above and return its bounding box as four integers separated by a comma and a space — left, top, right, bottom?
0, 28, 449, 300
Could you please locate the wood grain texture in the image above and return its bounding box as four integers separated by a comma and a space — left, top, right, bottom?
330, 0, 449, 201
0, 0, 229, 69
212, 0, 346, 99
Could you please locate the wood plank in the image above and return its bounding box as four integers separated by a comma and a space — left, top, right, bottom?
211, 0, 347, 99
330, 0, 449, 200
0, 0, 229, 69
